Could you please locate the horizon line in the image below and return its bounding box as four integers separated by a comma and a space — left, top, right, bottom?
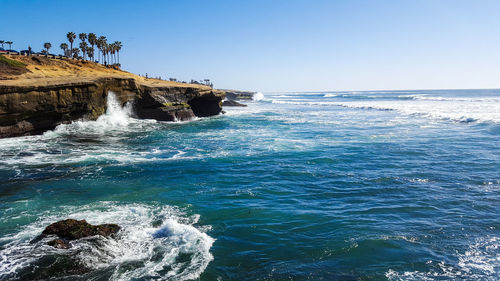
261, 87, 500, 94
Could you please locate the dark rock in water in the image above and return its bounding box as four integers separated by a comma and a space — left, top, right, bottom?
42, 219, 120, 241
223, 100, 247, 107
223, 90, 255, 100
47, 239, 71, 249
188, 92, 225, 117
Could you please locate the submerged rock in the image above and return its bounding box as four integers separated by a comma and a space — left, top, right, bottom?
15, 255, 92, 280
222, 99, 247, 107
41, 219, 120, 244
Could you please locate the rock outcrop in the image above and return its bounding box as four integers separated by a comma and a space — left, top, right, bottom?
222, 99, 247, 107
223, 90, 255, 100
36, 219, 120, 249
42, 219, 120, 239
0, 77, 225, 138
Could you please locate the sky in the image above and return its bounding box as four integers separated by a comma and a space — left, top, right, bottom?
1, 0, 500, 92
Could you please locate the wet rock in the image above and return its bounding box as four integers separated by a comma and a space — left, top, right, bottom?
47, 239, 71, 249
222, 99, 247, 107
0, 120, 35, 138
42, 219, 120, 241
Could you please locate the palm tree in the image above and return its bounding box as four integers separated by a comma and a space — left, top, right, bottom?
6, 41, 13, 50
86, 46, 94, 62
88, 33, 97, 61
102, 43, 109, 64
96, 38, 102, 62
0, 40, 4, 49
79, 33, 87, 43
109, 43, 116, 64
60, 43, 68, 56
98, 36, 107, 64
106, 43, 111, 64
66, 32, 76, 57
43, 42, 52, 56
79, 41, 88, 60
113, 41, 122, 65
72, 48, 80, 59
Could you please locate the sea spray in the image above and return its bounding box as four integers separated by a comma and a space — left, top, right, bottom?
252, 92, 264, 101
96, 91, 135, 126
47, 91, 156, 136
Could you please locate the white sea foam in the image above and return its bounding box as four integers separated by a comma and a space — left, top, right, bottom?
270, 96, 500, 124
323, 93, 339, 97
0, 92, 172, 167
46, 91, 156, 137
0, 202, 215, 281
252, 92, 265, 101
334, 100, 500, 123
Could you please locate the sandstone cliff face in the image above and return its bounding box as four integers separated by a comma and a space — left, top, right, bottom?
0, 78, 225, 138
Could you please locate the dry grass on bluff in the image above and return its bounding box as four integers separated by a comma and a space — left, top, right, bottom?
0, 54, 211, 89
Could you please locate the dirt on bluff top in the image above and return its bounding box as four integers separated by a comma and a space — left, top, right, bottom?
0, 54, 211, 89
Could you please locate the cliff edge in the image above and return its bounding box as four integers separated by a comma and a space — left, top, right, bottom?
0, 55, 225, 138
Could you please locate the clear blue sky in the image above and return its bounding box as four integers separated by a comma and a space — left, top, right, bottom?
1, 0, 500, 92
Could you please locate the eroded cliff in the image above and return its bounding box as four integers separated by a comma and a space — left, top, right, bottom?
0, 55, 225, 138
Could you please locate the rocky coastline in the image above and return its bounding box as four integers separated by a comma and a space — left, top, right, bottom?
0, 55, 226, 138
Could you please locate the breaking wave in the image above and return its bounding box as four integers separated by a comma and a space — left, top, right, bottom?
0, 92, 164, 167
252, 92, 265, 101
0, 202, 215, 281
270, 92, 500, 124
333, 100, 500, 123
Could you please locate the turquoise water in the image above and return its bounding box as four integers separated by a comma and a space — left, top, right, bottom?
0, 90, 499, 280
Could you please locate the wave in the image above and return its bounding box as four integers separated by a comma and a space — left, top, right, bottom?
252, 92, 265, 101
323, 93, 415, 100
0, 202, 215, 281
271, 100, 339, 106
270, 97, 500, 124
399, 95, 500, 102
45, 91, 157, 137
0, 92, 209, 168
334, 100, 500, 124
323, 93, 339, 97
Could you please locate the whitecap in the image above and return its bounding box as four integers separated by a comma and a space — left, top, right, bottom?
252, 92, 264, 101
0, 202, 215, 281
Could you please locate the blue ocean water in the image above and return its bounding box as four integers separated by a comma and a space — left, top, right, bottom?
0, 89, 499, 280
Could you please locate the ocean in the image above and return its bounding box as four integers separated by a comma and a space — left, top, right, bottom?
0, 89, 499, 280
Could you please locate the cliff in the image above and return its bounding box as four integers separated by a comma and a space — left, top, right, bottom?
0, 55, 225, 138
